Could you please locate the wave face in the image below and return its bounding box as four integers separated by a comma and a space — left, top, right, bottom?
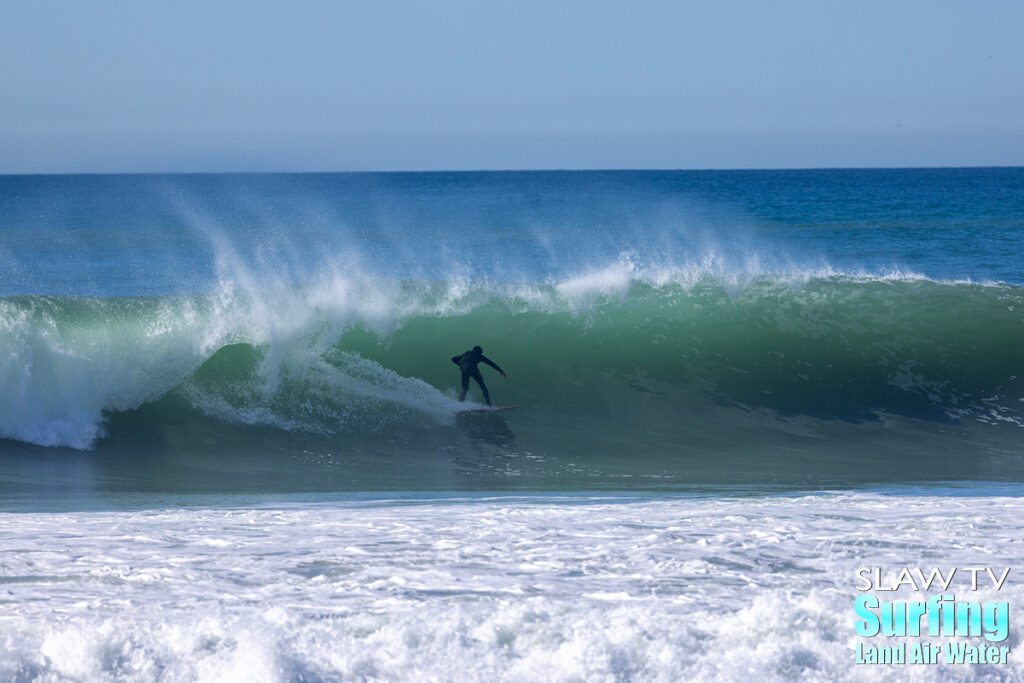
3, 169, 1024, 490
2, 269, 1023, 488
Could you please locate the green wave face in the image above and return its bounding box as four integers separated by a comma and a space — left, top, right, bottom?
3, 277, 1024, 487
345, 277, 1024, 424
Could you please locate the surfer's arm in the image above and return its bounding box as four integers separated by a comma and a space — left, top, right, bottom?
481, 356, 506, 376
451, 354, 463, 367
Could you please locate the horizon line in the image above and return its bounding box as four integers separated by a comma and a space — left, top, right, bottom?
3, 164, 1023, 177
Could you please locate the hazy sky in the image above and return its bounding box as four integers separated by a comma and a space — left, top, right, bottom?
1, 0, 1022, 172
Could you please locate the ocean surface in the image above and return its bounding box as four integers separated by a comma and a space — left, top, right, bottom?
2, 169, 1023, 680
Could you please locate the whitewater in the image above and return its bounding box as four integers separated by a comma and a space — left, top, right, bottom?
3, 492, 1023, 682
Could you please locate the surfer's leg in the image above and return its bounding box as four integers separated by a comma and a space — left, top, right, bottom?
473, 370, 492, 405
459, 372, 470, 401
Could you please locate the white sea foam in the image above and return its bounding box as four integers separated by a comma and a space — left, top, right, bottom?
1, 492, 1022, 681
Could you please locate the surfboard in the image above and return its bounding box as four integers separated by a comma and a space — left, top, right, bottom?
458, 405, 518, 414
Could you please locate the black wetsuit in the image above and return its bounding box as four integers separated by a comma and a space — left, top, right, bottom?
451, 348, 504, 405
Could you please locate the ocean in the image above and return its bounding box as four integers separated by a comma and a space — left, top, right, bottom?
1, 168, 1023, 681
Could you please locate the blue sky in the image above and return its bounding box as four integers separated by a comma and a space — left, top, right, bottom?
1, 0, 1021, 172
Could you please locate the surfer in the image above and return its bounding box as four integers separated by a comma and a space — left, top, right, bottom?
451, 345, 507, 405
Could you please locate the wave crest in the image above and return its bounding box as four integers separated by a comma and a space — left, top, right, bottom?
2, 265, 1022, 450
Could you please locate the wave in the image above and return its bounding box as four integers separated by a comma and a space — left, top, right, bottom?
2, 265, 1023, 453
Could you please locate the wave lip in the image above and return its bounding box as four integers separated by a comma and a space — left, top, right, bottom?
0, 295, 214, 449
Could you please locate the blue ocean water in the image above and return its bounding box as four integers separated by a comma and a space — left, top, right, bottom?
3, 168, 1023, 296
2, 169, 1023, 680
2, 169, 1023, 494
